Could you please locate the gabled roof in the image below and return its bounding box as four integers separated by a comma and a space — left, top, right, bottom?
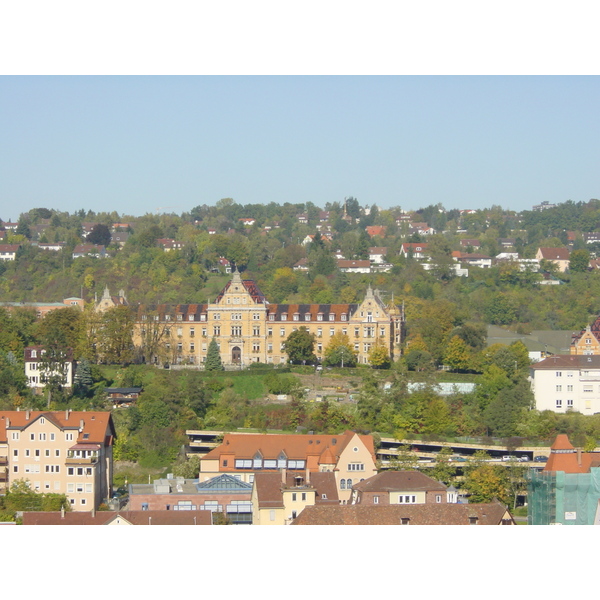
291, 501, 514, 525
537, 247, 570, 261
352, 470, 447, 494
202, 430, 375, 467
195, 473, 253, 492
254, 470, 339, 509
0, 410, 115, 445
214, 271, 268, 304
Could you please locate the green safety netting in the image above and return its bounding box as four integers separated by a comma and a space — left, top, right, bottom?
528, 469, 600, 525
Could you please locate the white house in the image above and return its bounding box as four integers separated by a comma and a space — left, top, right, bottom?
24, 346, 75, 390
529, 354, 600, 414
0, 244, 20, 260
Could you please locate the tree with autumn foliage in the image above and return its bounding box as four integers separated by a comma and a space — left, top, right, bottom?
323, 332, 357, 367
368, 339, 391, 369
443, 335, 472, 372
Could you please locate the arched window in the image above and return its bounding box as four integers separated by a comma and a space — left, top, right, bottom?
340, 479, 346, 490
347, 479, 353, 488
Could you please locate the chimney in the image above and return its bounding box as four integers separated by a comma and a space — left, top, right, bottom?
65, 409, 70, 420
25, 410, 30, 420
79, 419, 84, 431
305, 467, 310, 485
577, 448, 582, 467
281, 467, 287, 485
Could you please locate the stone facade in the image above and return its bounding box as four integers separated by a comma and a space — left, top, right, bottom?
132, 270, 405, 368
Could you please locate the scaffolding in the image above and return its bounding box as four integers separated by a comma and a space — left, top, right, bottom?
528, 469, 600, 525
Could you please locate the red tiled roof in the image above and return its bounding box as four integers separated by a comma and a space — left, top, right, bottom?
0, 411, 115, 445
291, 501, 514, 525
352, 470, 447, 493
543, 434, 600, 474
337, 260, 370, 268
202, 430, 375, 471
538, 247, 570, 261
22, 510, 212, 525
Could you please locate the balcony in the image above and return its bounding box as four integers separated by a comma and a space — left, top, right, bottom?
66, 454, 98, 465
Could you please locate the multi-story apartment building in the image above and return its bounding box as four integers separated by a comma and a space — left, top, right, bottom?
0, 410, 116, 511
132, 270, 405, 367
529, 355, 600, 414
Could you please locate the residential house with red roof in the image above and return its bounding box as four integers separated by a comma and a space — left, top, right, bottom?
291, 500, 515, 525
252, 470, 339, 524
337, 259, 371, 273
0, 410, 115, 510
0, 244, 20, 261
399, 242, 429, 260
365, 225, 387, 238
451, 251, 492, 268
199, 430, 377, 503
535, 247, 570, 272
350, 470, 453, 506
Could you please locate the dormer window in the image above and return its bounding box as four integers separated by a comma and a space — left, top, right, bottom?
304, 314, 310, 321
317, 314, 323, 321
329, 314, 335, 321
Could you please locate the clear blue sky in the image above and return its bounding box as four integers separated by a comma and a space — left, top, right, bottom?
1, 76, 599, 220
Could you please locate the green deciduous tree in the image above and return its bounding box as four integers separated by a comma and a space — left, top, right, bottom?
283, 327, 317, 365
569, 249, 590, 272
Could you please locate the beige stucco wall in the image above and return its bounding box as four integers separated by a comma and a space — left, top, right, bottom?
334, 433, 378, 503
4, 415, 111, 510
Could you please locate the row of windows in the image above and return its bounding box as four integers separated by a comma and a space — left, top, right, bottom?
347, 463, 365, 471
340, 478, 363, 489
11, 432, 75, 442
556, 399, 575, 408
233, 459, 306, 470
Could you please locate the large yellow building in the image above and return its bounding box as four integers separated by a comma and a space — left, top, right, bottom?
132, 270, 405, 368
